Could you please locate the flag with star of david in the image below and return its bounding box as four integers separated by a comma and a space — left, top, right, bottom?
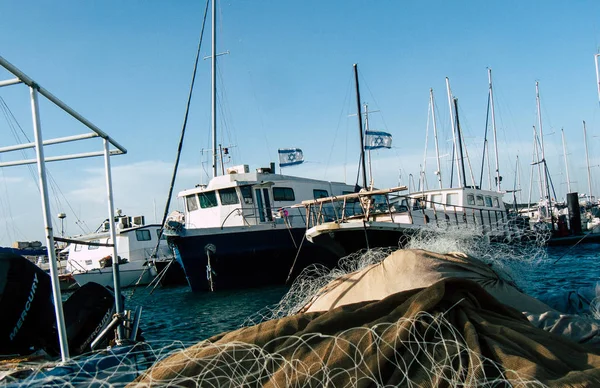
365, 130, 392, 150
278, 148, 304, 167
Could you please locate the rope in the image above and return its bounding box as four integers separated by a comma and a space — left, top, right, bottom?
553, 232, 592, 264
286, 233, 307, 284
148, 259, 175, 295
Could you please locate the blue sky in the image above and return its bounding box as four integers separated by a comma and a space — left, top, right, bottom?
1, 1, 600, 246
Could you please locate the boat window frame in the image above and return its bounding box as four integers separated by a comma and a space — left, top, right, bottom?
136, 229, 152, 241
88, 239, 100, 250
186, 194, 199, 212
485, 196, 493, 208
313, 189, 329, 199
273, 187, 296, 202
74, 244, 82, 252
446, 193, 459, 206
467, 194, 475, 206
493, 197, 500, 208
476, 195, 484, 207
219, 187, 240, 206
240, 185, 253, 205
431, 194, 443, 210
199, 191, 218, 209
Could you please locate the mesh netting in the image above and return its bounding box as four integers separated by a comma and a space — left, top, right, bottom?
0, 225, 566, 387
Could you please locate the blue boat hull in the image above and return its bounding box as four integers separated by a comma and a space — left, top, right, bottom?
168, 227, 340, 292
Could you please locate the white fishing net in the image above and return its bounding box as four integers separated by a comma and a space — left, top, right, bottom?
0, 224, 579, 388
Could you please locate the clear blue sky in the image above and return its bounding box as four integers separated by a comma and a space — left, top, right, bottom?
1, 0, 600, 245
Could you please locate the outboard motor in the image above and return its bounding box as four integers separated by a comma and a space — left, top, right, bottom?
63, 282, 118, 355
0, 252, 57, 356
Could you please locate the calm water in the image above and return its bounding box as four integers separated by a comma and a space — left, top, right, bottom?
122, 245, 600, 344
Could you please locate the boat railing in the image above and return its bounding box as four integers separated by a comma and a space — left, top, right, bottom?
218, 204, 308, 229
303, 188, 522, 238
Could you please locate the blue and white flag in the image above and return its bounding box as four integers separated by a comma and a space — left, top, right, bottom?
278, 148, 304, 167
365, 130, 393, 150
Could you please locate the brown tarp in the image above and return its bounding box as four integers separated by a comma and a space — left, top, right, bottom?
302, 249, 555, 315
131, 278, 600, 387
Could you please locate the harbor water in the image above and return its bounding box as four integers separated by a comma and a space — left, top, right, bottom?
124, 244, 600, 345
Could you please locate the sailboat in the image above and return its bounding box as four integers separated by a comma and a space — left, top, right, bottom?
163, 0, 355, 292
303, 69, 513, 258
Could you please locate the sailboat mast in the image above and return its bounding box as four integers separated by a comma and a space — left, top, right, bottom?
453, 98, 467, 188
595, 54, 600, 106
430, 88, 443, 189
583, 120, 593, 201
446, 77, 462, 188
488, 68, 501, 191
211, 0, 218, 178
353, 64, 367, 189
535, 81, 548, 202
364, 103, 374, 188
561, 128, 571, 193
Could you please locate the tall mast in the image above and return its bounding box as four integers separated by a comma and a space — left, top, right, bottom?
488, 68, 501, 191
527, 129, 535, 215
595, 54, 600, 106
535, 81, 548, 202
211, 0, 217, 178
430, 88, 443, 189
561, 128, 571, 193
533, 126, 544, 205
353, 64, 367, 189
453, 97, 467, 188
364, 103, 373, 188
583, 120, 593, 201
446, 77, 462, 187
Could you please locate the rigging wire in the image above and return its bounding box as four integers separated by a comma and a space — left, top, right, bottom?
153, 0, 211, 255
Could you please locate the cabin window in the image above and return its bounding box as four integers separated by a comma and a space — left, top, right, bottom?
240, 185, 253, 204
467, 194, 475, 206
431, 194, 443, 209
199, 191, 218, 208
485, 196, 493, 208
88, 240, 99, 250
74, 244, 82, 252
156, 229, 166, 240
446, 193, 459, 207
219, 188, 239, 205
493, 197, 500, 208
273, 187, 296, 201
476, 195, 484, 206
186, 195, 199, 212
313, 189, 329, 199
136, 229, 152, 241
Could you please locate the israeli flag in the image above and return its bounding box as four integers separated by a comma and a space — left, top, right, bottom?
278, 148, 304, 167
365, 130, 393, 150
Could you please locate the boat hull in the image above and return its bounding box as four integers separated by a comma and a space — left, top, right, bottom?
73, 266, 156, 289
168, 226, 341, 292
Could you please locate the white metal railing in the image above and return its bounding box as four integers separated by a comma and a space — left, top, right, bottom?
0, 56, 127, 361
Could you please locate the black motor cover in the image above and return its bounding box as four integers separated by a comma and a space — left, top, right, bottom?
63, 282, 117, 355
0, 252, 58, 356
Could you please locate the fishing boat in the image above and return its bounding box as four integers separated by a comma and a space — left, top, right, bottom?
163, 1, 355, 292
301, 68, 517, 258
66, 213, 170, 288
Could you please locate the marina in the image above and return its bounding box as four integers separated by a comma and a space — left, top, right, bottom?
3, 0, 600, 386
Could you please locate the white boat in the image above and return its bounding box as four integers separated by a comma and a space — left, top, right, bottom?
67, 214, 169, 288
165, 166, 355, 291
303, 186, 513, 258
162, 2, 355, 292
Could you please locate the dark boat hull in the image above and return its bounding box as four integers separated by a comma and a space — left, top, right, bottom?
309, 226, 412, 258
168, 227, 341, 292
153, 259, 188, 286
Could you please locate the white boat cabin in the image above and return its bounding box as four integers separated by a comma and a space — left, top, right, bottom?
405, 187, 505, 213
178, 164, 355, 229
66, 215, 170, 273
